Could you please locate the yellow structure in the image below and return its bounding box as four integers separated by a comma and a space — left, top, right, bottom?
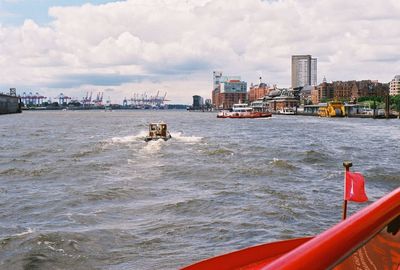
318, 101, 346, 117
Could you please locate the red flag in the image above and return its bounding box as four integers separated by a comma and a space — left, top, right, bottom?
345, 172, 368, 202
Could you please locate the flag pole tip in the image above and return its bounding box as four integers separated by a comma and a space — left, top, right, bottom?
343, 161, 353, 168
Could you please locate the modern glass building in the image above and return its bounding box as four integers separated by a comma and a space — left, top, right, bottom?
291, 55, 317, 88
212, 71, 247, 109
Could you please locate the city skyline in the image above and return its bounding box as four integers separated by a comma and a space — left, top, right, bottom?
1, 0, 400, 103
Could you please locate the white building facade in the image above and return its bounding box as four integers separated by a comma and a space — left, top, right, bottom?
389, 75, 400, 96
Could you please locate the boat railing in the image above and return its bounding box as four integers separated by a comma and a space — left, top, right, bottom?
182, 188, 400, 269
262, 187, 400, 270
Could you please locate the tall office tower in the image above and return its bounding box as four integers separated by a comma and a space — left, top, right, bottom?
311, 58, 317, 86
291, 55, 317, 88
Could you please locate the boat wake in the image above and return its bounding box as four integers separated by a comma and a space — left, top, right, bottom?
141, 139, 165, 153
106, 131, 202, 146
170, 132, 202, 143
108, 131, 148, 144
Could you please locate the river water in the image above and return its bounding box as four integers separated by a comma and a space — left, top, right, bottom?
0, 110, 399, 269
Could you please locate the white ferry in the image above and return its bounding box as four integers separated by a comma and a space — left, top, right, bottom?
217, 104, 272, 119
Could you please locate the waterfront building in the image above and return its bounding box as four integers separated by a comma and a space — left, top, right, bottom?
389, 75, 400, 96
311, 82, 334, 104
351, 80, 389, 99
291, 55, 317, 88
248, 77, 271, 103
0, 88, 21, 114
212, 71, 247, 109
262, 87, 301, 112
192, 95, 204, 110
311, 80, 389, 104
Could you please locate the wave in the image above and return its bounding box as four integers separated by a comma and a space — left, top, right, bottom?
0, 168, 51, 177
141, 139, 165, 153
170, 132, 202, 143
270, 158, 298, 170
301, 150, 333, 164
109, 131, 148, 144
204, 148, 233, 156
13, 228, 34, 237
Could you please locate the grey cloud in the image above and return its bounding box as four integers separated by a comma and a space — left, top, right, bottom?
48, 73, 150, 88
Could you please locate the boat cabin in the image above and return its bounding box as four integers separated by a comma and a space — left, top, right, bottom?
145, 122, 172, 142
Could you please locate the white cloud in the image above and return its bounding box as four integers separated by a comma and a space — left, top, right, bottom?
1, 0, 400, 103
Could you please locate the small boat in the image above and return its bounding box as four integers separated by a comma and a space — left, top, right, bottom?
217, 104, 272, 119
144, 122, 172, 142
278, 107, 295, 115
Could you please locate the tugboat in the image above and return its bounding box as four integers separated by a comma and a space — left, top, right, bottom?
144, 122, 172, 142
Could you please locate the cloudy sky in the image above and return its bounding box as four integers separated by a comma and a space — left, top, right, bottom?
1, 0, 399, 103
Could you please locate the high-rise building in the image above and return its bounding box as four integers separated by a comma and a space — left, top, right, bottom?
389, 75, 400, 96
291, 55, 317, 88
192, 95, 204, 110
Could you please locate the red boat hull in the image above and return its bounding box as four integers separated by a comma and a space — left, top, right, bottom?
217, 112, 272, 118
182, 188, 400, 270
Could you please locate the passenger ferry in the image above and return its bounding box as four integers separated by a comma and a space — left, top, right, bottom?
217, 104, 272, 119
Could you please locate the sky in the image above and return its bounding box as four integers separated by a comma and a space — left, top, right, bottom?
1, 0, 400, 104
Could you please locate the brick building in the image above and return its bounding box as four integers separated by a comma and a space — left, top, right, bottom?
248, 82, 271, 103
311, 82, 334, 104
311, 80, 389, 104
351, 80, 389, 99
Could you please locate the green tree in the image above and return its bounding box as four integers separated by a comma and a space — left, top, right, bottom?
320, 98, 329, 103
391, 95, 400, 112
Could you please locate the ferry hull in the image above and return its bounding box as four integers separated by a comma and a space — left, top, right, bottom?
217, 112, 272, 119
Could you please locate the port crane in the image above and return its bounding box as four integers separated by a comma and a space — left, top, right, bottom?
81, 92, 93, 107
54, 93, 71, 105
129, 91, 169, 108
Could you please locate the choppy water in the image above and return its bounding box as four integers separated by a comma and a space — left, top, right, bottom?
1, 110, 399, 269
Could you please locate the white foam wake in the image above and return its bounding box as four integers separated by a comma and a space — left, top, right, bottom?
141, 139, 165, 153
109, 131, 148, 144
13, 227, 34, 237
170, 132, 202, 143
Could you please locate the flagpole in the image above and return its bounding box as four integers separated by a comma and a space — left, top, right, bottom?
342, 161, 352, 220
